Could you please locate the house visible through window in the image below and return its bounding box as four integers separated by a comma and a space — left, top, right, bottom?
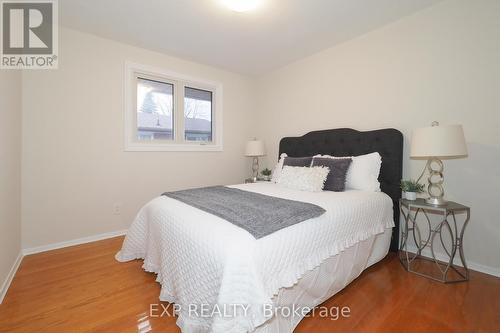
125, 62, 222, 151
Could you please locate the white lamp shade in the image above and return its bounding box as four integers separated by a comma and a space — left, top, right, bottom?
411, 124, 468, 158
245, 140, 266, 156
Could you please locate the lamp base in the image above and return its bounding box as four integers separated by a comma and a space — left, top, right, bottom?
425, 157, 447, 206
425, 196, 447, 206
251, 157, 259, 180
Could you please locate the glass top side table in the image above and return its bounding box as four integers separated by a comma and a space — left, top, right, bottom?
399, 198, 470, 283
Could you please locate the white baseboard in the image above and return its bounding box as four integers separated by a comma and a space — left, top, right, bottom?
22, 229, 128, 256
0, 252, 23, 304
405, 244, 500, 278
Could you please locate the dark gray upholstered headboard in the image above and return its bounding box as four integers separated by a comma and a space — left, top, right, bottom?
278, 128, 403, 252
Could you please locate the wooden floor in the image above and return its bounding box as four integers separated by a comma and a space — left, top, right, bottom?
0, 237, 499, 333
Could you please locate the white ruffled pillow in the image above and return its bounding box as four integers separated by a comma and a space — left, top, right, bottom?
316, 152, 382, 192
271, 153, 287, 183
277, 166, 329, 192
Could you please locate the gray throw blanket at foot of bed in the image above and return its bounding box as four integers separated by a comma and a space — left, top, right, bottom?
162, 186, 325, 239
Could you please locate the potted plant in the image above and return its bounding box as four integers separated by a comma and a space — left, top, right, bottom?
400, 179, 425, 200
261, 168, 272, 181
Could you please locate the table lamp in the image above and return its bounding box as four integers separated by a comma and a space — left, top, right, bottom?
245, 139, 266, 182
410, 121, 468, 205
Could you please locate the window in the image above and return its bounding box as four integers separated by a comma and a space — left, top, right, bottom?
184, 87, 212, 142
137, 78, 174, 141
125, 62, 223, 151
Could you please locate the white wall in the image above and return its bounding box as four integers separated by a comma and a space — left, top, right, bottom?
0, 70, 22, 297
256, 0, 500, 274
21, 27, 257, 249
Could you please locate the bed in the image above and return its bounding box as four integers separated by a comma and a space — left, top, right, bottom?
116, 128, 403, 333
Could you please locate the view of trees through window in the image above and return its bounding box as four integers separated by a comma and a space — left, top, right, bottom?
184, 87, 212, 142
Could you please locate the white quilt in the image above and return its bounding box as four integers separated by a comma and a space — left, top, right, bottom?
116, 182, 394, 333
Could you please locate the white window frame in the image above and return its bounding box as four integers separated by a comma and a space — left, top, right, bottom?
124, 62, 223, 152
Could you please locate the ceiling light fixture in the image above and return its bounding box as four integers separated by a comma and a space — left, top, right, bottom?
220, 0, 263, 12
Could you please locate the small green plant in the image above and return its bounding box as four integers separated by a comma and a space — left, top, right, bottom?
261, 168, 272, 176
400, 179, 425, 193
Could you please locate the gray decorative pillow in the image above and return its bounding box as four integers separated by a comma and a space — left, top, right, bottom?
283, 156, 313, 168
311, 157, 352, 192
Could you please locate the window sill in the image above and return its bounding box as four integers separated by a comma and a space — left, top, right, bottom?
124, 142, 223, 152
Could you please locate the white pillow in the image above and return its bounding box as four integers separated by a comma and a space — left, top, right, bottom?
277, 166, 329, 192
319, 152, 382, 192
271, 153, 288, 183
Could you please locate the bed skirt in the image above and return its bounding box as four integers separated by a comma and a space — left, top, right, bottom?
254, 227, 392, 333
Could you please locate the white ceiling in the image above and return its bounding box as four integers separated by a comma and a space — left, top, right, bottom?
60, 0, 442, 76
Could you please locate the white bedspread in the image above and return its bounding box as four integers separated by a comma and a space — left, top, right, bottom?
116, 182, 394, 333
